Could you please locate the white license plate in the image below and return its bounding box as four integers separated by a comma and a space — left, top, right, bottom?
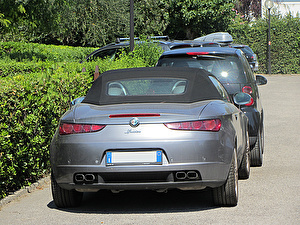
106, 150, 162, 166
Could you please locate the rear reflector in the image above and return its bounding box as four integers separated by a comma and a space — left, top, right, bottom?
59, 123, 105, 135
109, 113, 160, 118
164, 119, 221, 132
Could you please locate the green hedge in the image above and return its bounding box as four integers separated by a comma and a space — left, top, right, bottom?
0, 41, 162, 199
229, 13, 300, 74
0, 60, 52, 77
0, 42, 95, 62
0, 71, 90, 197
0, 41, 96, 78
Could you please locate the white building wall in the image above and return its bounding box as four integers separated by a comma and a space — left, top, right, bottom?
262, 0, 300, 17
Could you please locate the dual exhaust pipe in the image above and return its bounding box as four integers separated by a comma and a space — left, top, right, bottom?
74, 173, 96, 183
175, 171, 199, 180
74, 171, 199, 183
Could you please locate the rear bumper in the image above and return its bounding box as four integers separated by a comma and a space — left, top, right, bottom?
62, 181, 225, 192
53, 162, 229, 192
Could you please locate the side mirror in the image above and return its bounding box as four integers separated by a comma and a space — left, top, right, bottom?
233, 93, 252, 106
256, 75, 267, 86
71, 96, 85, 106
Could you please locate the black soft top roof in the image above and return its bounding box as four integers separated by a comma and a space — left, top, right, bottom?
82, 67, 223, 105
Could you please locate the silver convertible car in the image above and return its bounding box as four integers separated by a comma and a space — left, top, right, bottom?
50, 67, 251, 208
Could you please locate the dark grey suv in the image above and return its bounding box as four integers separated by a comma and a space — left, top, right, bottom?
156, 47, 267, 166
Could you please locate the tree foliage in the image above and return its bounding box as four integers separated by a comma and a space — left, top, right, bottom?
0, 0, 53, 41
1, 0, 238, 45
165, 0, 236, 39
134, 0, 169, 36
48, 0, 130, 46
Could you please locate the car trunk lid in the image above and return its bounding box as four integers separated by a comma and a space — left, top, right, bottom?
62, 102, 211, 124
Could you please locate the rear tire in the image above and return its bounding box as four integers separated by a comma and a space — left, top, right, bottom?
239, 132, 250, 179
213, 149, 238, 207
51, 172, 83, 208
250, 129, 263, 167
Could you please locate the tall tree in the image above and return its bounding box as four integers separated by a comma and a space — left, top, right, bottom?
48, 0, 130, 46
165, 0, 236, 39
134, 0, 169, 36
0, 0, 53, 41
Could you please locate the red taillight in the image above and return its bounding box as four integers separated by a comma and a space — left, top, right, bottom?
164, 119, 221, 132
242, 86, 252, 94
186, 52, 209, 56
59, 123, 105, 135
245, 97, 254, 106
242, 86, 254, 106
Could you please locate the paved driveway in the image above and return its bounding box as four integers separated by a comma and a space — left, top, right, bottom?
0, 75, 299, 225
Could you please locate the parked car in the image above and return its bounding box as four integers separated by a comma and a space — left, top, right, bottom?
230, 44, 259, 71
50, 67, 251, 208
81, 36, 220, 62
156, 47, 267, 166
193, 32, 258, 71
81, 36, 174, 62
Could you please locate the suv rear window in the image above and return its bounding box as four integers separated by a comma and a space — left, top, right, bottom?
158, 55, 247, 83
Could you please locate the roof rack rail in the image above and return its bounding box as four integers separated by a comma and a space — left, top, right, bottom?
116, 37, 140, 43
147, 36, 169, 41
116, 36, 169, 43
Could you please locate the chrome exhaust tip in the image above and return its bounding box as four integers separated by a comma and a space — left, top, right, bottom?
187, 171, 199, 179
74, 174, 85, 182
175, 172, 187, 180
84, 174, 96, 182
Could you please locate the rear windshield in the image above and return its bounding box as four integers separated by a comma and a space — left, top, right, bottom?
107, 78, 187, 96
82, 67, 223, 105
158, 55, 247, 83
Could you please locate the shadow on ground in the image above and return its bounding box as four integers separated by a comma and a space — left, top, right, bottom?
47, 189, 217, 214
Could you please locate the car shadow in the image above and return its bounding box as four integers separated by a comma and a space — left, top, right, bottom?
47, 189, 217, 214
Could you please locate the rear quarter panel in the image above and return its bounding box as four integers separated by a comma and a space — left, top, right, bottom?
200, 101, 247, 164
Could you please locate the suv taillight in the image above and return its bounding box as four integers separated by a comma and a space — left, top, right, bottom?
164, 119, 221, 132
242, 86, 252, 94
59, 123, 106, 135
242, 86, 254, 106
